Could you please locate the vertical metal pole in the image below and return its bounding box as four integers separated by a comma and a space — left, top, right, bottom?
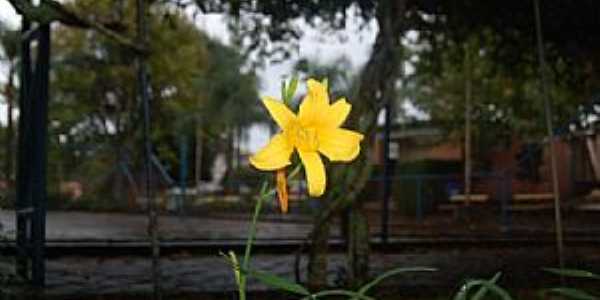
194, 121, 203, 188
30, 24, 50, 287
500, 172, 511, 230
533, 0, 565, 271
179, 135, 188, 214
381, 104, 392, 243
16, 16, 32, 281
464, 46, 472, 207
416, 178, 423, 222
136, 0, 161, 298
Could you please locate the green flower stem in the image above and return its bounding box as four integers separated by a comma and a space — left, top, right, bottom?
239, 184, 270, 300
238, 165, 301, 300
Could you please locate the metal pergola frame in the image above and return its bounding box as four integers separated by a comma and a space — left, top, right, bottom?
15, 20, 50, 287
13, 1, 159, 293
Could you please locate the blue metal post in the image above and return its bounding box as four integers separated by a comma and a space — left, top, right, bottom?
179, 135, 188, 214
416, 178, 423, 222
500, 172, 511, 231
381, 104, 392, 243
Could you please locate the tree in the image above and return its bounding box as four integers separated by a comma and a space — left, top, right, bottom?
192, 37, 262, 188
42, 0, 264, 206
47, 1, 207, 204
406, 33, 577, 163
0, 24, 19, 183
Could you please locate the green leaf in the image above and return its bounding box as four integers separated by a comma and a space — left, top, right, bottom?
285, 74, 299, 104
281, 79, 287, 102
453, 279, 513, 300
542, 288, 599, 300
472, 272, 502, 300
243, 268, 310, 296
302, 289, 375, 300
321, 78, 329, 90
357, 267, 437, 297
543, 268, 600, 280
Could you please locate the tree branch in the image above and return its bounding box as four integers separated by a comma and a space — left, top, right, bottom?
8, 0, 147, 54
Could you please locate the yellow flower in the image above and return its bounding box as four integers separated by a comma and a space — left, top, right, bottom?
250, 79, 364, 201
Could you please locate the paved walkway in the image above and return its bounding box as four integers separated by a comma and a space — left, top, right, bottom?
0, 210, 321, 241
0, 210, 598, 297
1, 208, 599, 242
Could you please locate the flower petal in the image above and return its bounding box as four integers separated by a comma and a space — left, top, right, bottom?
249, 133, 293, 170
321, 98, 351, 128
298, 150, 326, 197
263, 96, 296, 130
318, 128, 364, 162
276, 169, 289, 213
298, 79, 329, 126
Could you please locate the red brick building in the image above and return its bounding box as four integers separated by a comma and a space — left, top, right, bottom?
373, 123, 582, 201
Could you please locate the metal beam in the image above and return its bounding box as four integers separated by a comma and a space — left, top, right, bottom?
16, 21, 50, 287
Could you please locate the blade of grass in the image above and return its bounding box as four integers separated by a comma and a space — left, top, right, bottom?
245, 269, 310, 296
543, 268, 600, 280
356, 267, 437, 297
541, 287, 599, 300
453, 279, 513, 300
472, 272, 502, 300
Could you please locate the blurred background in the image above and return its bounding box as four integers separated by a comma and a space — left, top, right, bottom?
1, 1, 600, 299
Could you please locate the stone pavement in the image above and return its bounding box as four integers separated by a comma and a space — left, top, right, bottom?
1, 208, 599, 242
7, 246, 599, 298
0, 209, 598, 297
0, 210, 322, 241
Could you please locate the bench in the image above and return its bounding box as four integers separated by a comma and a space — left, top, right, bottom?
509, 193, 554, 211
439, 194, 489, 218
449, 194, 490, 204
574, 189, 600, 211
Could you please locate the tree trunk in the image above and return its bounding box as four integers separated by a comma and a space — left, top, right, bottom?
347, 202, 370, 287
306, 0, 406, 288
307, 221, 330, 290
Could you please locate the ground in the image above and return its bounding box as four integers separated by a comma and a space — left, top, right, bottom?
0, 208, 598, 298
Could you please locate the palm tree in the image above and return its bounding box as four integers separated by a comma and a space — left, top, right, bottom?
193, 37, 263, 189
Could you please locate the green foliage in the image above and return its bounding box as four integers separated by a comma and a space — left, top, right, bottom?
41, 0, 261, 209
294, 56, 355, 95
50, 1, 209, 157
540, 268, 600, 300
454, 273, 512, 300
541, 288, 599, 300
355, 267, 437, 298
185, 0, 376, 65
194, 37, 262, 130
471, 273, 503, 300
412, 1, 600, 93
244, 268, 311, 297
407, 34, 578, 140
543, 268, 600, 280
228, 262, 435, 300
